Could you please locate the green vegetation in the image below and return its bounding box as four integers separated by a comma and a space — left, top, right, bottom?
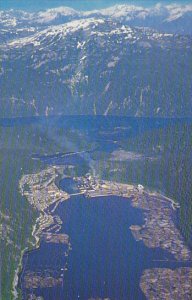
0, 118, 191, 299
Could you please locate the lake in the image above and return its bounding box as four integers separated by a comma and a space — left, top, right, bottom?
0, 116, 191, 299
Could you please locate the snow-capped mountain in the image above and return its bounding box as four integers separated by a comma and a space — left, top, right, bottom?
1, 3, 192, 43
93, 3, 192, 22
96, 3, 192, 34
1, 3, 192, 33
0, 5, 192, 117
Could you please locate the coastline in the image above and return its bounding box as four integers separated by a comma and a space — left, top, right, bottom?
16, 165, 192, 299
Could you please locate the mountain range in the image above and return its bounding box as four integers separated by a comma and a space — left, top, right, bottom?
0, 3, 192, 117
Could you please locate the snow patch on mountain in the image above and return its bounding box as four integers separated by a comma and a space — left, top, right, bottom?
165, 4, 192, 22
88, 3, 192, 21
34, 6, 80, 24
1, 3, 192, 27
4, 18, 106, 48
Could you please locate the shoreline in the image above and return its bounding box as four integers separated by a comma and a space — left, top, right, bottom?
17, 165, 192, 299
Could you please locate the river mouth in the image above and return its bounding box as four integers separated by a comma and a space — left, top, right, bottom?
19, 194, 184, 300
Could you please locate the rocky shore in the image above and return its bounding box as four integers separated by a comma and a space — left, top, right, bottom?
19, 166, 192, 298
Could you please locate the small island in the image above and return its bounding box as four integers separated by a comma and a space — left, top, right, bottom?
19, 165, 192, 299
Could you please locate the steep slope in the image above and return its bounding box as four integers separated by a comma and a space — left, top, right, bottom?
1, 3, 192, 34
0, 12, 192, 117
91, 4, 192, 34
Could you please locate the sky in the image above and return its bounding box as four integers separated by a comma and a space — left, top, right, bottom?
1, 0, 191, 11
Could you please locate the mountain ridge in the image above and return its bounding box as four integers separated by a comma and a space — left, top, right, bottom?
0, 5, 192, 118
1, 3, 192, 33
